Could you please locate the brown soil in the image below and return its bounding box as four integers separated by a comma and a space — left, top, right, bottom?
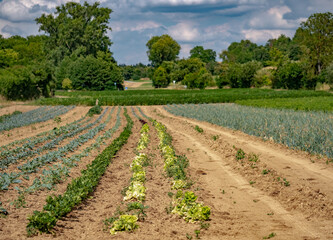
0, 104, 332, 240
0, 105, 39, 116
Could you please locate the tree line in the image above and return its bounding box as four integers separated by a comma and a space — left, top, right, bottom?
145, 12, 333, 90
0, 1, 332, 100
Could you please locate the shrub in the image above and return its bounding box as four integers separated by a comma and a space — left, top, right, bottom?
273, 61, 305, 89
62, 78, 72, 90
152, 66, 169, 88
87, 105, 103, 117
253, 68, 274, 88
325, 62, 333, 89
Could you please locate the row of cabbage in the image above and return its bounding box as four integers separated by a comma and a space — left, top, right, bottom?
0, 113, 91, 169
14, 107, 122, 205
0, 105, 75, 132
0, 107, 112, 191
26, 108, 133, 235
165, 104, 333, 159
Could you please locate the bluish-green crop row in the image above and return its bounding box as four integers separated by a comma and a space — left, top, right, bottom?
165, 104, 333, 159
0, 105, 75, 132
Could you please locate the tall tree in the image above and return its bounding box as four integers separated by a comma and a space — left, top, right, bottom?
294, 12, 333, 74
146, 34, 180, 67
220, 40, 269, 64
36, 1, 113, 65
189, 46, 216, 63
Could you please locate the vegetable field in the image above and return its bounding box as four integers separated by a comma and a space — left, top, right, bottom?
0, 104, 332, 239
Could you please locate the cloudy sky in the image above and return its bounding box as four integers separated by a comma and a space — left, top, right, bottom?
0, 0, 332, 64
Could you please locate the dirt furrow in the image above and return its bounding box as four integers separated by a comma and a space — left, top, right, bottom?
143, 106, 333, 239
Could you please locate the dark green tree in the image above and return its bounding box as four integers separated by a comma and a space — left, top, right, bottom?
190, 46, 216, 63
36, 1, 113, 65
152, 66, 169, 88
294, 12, 333, 74
220, 40, 269, 64
146, 34, 180, 67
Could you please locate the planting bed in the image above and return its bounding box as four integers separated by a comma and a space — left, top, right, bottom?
0, 104, 332, 239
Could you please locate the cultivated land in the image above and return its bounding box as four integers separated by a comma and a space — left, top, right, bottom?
0, 103, 332, 239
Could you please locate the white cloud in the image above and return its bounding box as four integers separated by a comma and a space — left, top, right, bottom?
112, 21, 162, 32
168, 22, 200, 42
249, 6, 303, 30
242, 29, 295, 42
0, 0, 80, 22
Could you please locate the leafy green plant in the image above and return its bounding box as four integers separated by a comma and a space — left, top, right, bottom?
263, 232, 276, 239
236, 149, 245, 160
110, 215, 139, 235
262, 169, 270, 175
26, 109, 133, 235
87, 105, 103, 117
194, 125, 203, 133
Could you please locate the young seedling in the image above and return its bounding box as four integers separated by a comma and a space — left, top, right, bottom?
235, 149, 245, 160
263, 232, 276, 239
194, 125, 203, 133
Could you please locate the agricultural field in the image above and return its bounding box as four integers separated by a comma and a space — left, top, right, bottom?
0, 103, 332, 239
35, 88, 332, 106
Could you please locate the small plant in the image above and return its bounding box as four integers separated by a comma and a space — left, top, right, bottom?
194, 229, 201, 239
262, 169, 270, 175
11, 193, 26, 209
248, 153, 259, 162
168, 192, 174, 198
53, 116, 62, 128
263, 232, 276, 239
194, 125, 203, 133
249, 181, 256, 185
267, 212, 274, 216
200, 221, 210, 230
283, 178, 290, 186
235, 148, 245, 160
87, 105, 103, 117
212, 135, 219, 141
186, 233, 193, 239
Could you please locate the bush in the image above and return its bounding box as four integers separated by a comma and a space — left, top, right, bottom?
253, 68, 274, 88
152, 66, 169, 88
62, 78, 72, 90
273, 61, 305, 89
87, 105, 103, 117
0, 63, 54, 100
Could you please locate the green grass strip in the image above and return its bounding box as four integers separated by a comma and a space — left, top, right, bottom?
26, 109, 133, 236
236, 96, 333, 112
35, 89, 331, 106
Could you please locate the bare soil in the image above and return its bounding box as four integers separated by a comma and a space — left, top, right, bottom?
0, 104, 332, 240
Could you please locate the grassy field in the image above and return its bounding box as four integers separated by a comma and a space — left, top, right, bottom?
35, 89, 332, 107
236, 96, 333, 112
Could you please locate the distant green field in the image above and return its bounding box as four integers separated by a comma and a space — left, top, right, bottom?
236, 96, 333, 112
35, 89, 332, 107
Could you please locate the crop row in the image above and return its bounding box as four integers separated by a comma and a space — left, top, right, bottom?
6, 107, 123, 212
153, 120, 211, 222
26, 108, 133, 235
0, 107, 111, 191
35, 89, 331, 106
0, 105, 75, 132
109, 123, 150, 235
0, 113, 91, 169
165, 104, 333, 159
236, 96, 333, 112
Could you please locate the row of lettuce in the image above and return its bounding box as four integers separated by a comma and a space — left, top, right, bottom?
23, 107, 211, 237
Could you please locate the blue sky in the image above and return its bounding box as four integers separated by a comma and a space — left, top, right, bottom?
0, 0, 332, 64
